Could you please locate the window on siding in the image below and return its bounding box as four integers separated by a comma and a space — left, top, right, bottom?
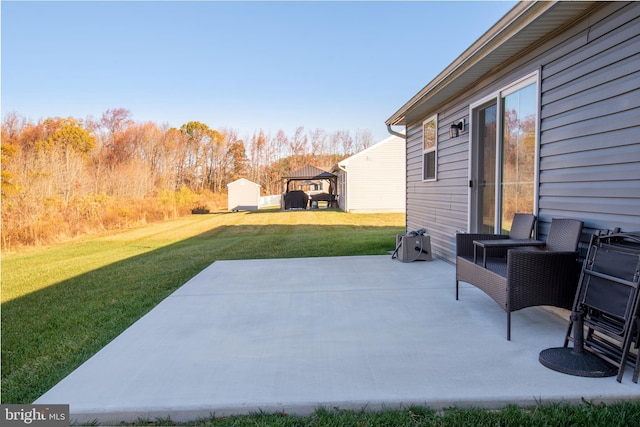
423, 115, 437, 181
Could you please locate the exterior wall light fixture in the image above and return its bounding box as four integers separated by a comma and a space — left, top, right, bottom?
449, 120, 465, 138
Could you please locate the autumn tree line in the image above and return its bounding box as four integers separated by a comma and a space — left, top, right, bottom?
1, 108, 374, 250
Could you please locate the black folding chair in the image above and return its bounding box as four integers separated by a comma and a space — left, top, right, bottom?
564, 232, 640, 382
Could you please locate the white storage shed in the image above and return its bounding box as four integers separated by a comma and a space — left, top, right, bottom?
227, 178, 260, 212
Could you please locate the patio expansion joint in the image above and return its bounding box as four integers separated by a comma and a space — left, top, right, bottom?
170, 286, 444, 298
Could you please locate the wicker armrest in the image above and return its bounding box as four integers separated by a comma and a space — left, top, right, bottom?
506, 249, 581, 311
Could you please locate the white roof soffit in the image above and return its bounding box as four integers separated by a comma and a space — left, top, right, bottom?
386, 1, 598, 127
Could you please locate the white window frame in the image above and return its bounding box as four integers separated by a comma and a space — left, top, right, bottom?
466, 70, 541, 233
422, 114, 438, 182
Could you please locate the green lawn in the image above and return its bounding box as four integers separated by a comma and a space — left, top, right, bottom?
3, 209, 639, 425
129, 403, 640, 426
1, 209, 404, 404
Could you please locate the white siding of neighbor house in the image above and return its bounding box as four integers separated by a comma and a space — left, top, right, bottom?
404, 1, 640, 262
337, 135, 406, 213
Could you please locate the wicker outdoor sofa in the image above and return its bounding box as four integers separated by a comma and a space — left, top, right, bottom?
456, 217, 584, 340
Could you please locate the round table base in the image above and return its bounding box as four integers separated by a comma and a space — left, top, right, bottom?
539, 347, 617, 377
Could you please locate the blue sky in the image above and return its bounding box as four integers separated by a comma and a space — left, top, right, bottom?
2, 1, 516, 142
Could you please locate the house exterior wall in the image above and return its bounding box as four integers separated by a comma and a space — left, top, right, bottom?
336, 168, 347, 211
227, 178, 260, 211
404, 1, 640, 262
337, 135, 406, 213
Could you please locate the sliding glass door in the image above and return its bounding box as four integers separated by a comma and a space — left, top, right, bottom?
471, 74, 538, 234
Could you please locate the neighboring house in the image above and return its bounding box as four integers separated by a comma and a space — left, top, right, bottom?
386, 1, 640, 263
333, 135, 406, 213
227, 178, 260, 211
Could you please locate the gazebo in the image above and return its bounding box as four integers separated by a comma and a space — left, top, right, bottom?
281, 165, 338, 210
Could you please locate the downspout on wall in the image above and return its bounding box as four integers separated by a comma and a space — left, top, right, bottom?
386, 124, 408, 231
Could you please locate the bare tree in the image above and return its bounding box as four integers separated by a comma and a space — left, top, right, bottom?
290, 126, 308, 157
99, 108, 134, 167
355, 129, 374, 152
248, 129, 267, 184
309, 128, 327, 155
338, 130, 354, 155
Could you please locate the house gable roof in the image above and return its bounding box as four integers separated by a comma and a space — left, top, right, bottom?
338, 135, 404, 168
386, 0, 599, 127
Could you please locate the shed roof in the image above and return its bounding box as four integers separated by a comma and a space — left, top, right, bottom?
386, 0, 598, 127
227, 178, 260, 187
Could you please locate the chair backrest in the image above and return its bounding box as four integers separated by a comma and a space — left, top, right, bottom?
509, 213, 536, 239
581, 246, 640, 325
545, 218, 584, 251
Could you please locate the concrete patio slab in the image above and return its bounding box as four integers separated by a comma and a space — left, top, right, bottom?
35, 255, 639, 424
